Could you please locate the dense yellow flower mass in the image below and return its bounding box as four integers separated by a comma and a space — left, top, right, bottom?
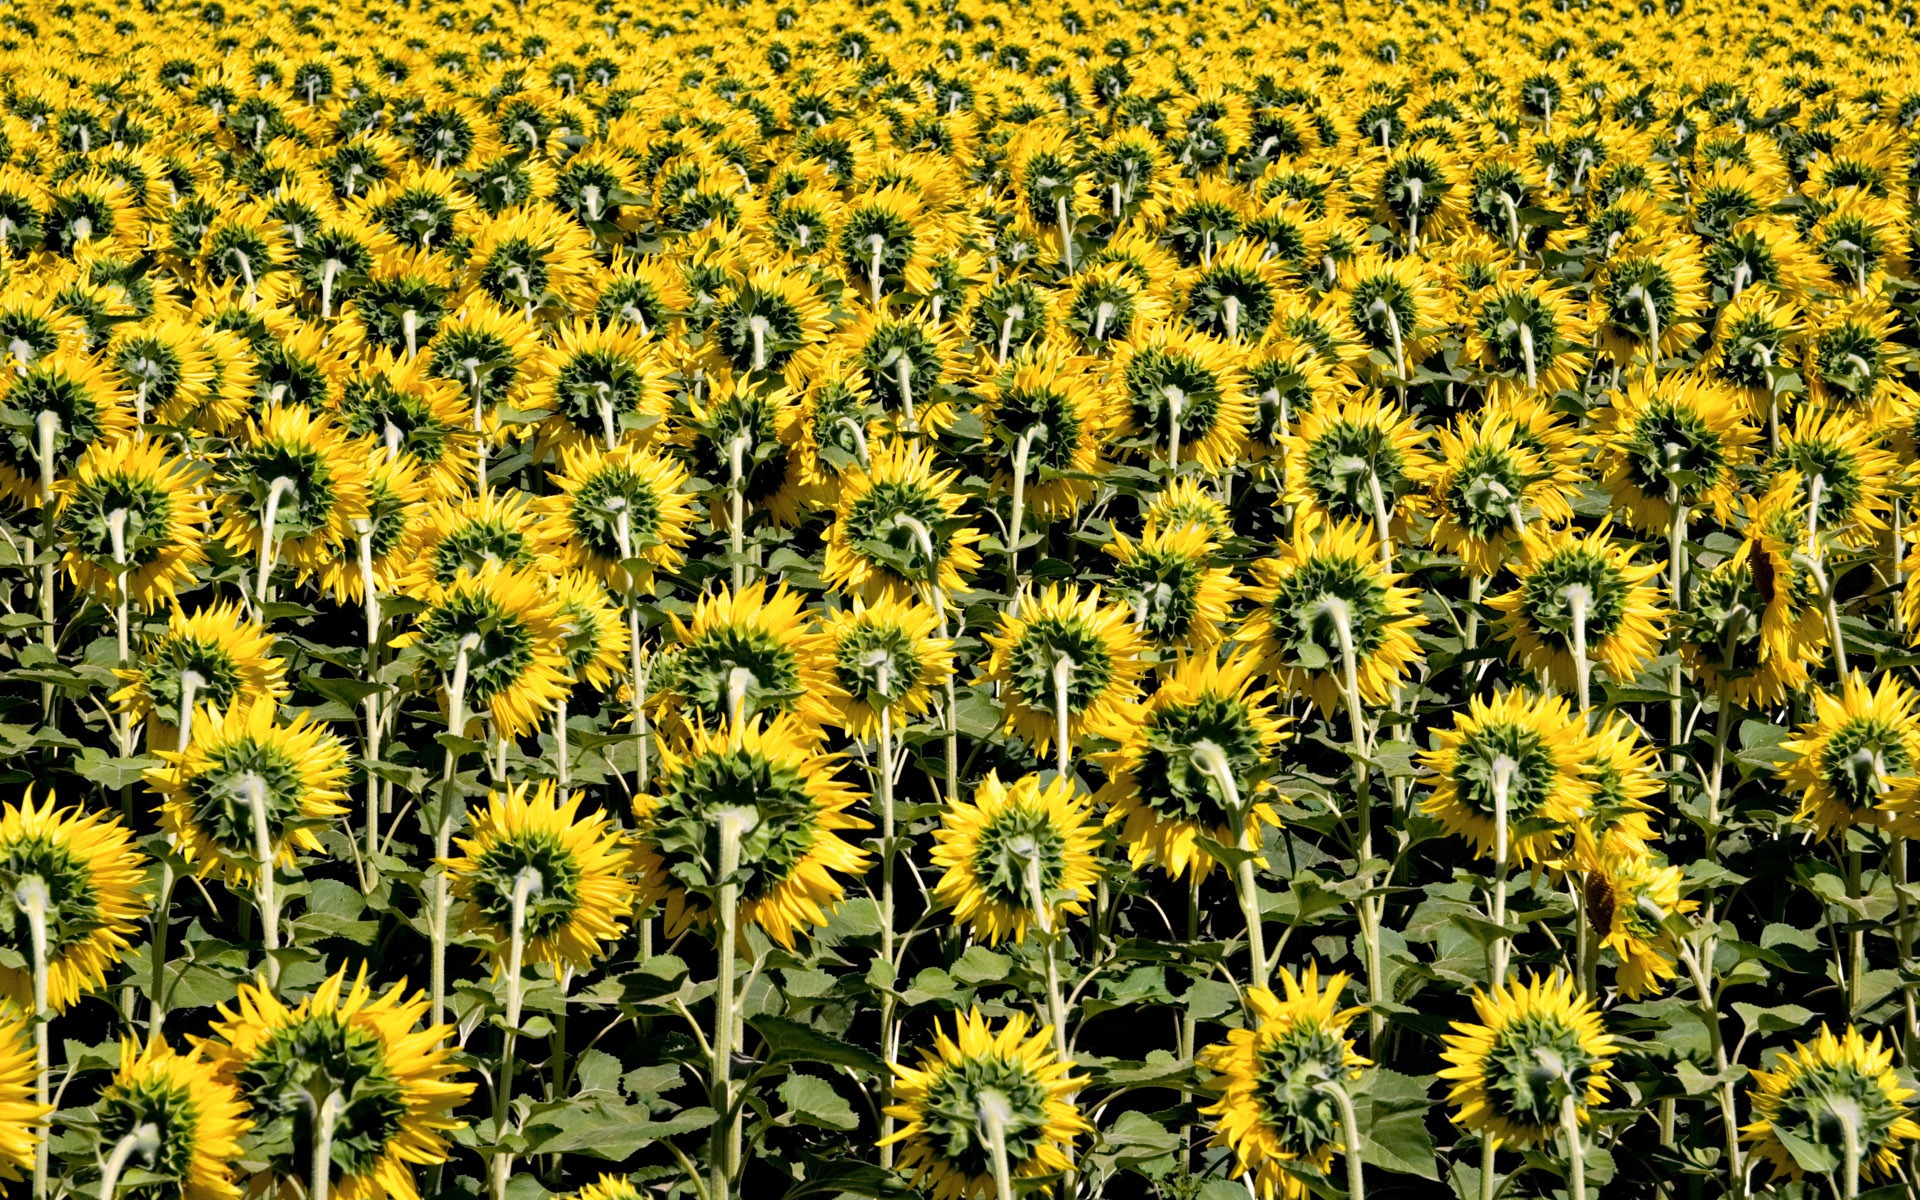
3, 0, 1920, 1195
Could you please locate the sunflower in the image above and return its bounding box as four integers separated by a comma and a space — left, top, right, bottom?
1235, 519, 1426, 714
214, 404, 372, 578
197, 967, 473, 1200
316, 449, 429, 606
981, 584, 1147, 759
0, 352, 134, 508
1595, 372, 1756, 532
540, 440, 696, 591
1766, 406, 1898, 548
106, 317, 215, 428
1143, 477, 1235, 542
335, 353, 479, 500
652, 582, 842, 734
1743, 1025, 1920, 1186
468, 203, 597, 316
1703, 288, 1803, 415
1337, 252, 1442, 385
1588, 242, 1708, 368
147, 697, 351, 886
818, 595, 955, 738
1110, 324, 1253, 472
534, 319, 674, 456
1243, 342, 1341, 460
1778, 672, 1920, 839
823, 439, 983, 602
881, 1009, 1088, 1200
1678, 537, 1820, 708
1097, 652, 1288, 881
445, 780, 637, 974
427, 299, 545, 448
566, 1178, 645, 1200
1805, 300, 1914, 421
1420, 689, 1593, 865
930, 772, 1101, 945
1465, 280, 1591, 395
1569, 715, 1663, 868
53, 436, 207, 607
1282, 392, 1431, 537
111, 603, 288, 746
1198, 965, 1369, 1200
396, 565, 572, 739
1439, 973, 1616, 1149
977, 342, 1110, 522
707, 262, 833, 381
399, 489, 559, 602
1422, 412, 1575, 575
0, 789, 148, 1012
631, 715, 871, 948
836, 305, 960, 437
1585, 851, 1695, 1000
550, 572, 632, 694
0, 1012, 44, 1180
1489, 525, 1668, 692
835, 186, 933, 307
93, 1037, 250, 1200
680, 374, 810, 527
1103, 524, 1239, 652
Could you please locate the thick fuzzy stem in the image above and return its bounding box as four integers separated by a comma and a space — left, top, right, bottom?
1055, 195, 1075, 272
1518, 320, 1538, 390
1565, 584, 1592, 719
1052, 652, 1074, 780
20, 876, 49, 1200
1007, 428, 1038, 595
1163, 388, 1185, 472
431, 634, 480, 1031
1319, 1080, 1366, 1200
1488, 757, 1516, 985
977, 1090, 1018, 1200
728, 434, 750, 592
493, 866, 543, 1200
96, 1123, 160, 1199
309, 1090, 345, 1200
711, 809, 755, 1200
1192, 741, 1266, 989
748, 315, 770, 373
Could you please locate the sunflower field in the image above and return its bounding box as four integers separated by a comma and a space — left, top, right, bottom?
10, 0, 1920, 1197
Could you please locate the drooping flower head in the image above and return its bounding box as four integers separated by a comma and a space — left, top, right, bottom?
1779, 672, 1920, 839
53, 436, 207, 606
541, 440, 696, 591
0, 789, 148, 1012
819, 595, 955, 738
931, 772, 1102, 945
981, 584, 1147, 758
1743, 1025, 1920, 1186
1440, 973, 1616, 1149
93, 1037, 251, 1200
398, 565, 571, 739
824, 439, 982, 602
1420, 689, 1594, 866
1489, 525, 1667, 692
1103, 524, 1238, 652
652, 582, 842, 735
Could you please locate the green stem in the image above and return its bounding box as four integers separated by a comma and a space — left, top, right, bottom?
711, 809, 753, 1200
1560, 1094, 1587, 1200
1320, 1079, 1365, 1200
493, 867, 543, 1200
19, 876, 48, 1200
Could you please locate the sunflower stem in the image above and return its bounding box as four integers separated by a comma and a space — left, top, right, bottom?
255, 475, 296, 611
728, 434, 750, 592
493, 865, 543, 1200
1164, 389, 1185, 473
242, 773, 281, 986
431, 633, 481, 1032
1193, 740, 1267, 990
1052, 652, 1074, 781
96, 1121, 159, 1198
1518, 319, 1538, 390
1667, 489, 1688, 799
1055, 195, 1075, 272
356, 522, 382, 866
106, 507, 133, 754
1559, 1093, 1587, 1200
1317, 1079, 1366, 1200
894, 356, 916, 433
1366, 468, 1394, 569
1006, 427, 1038, 605
1565, 584, 1592, 721
308, 1088, 344, 1200
553, 698, 570, 800
874, 660, 896, 969
1019, 844, 1071, 1061
1488, 756, 1515, 986
711, 808, 755, 1200
976, 1090, 1017, 1200
1677, 937, 1742, 1185
19, 875, 48, 1200
1323, 598, 1383, 1044
35, 410, 58, 714
1846, 847, 1865, 1016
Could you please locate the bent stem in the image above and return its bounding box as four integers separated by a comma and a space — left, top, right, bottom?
1017, 840, 1070, 1062
1565, 584, 1592, 722
255, 475, 296, 610
1323, 598, 1384, 1044
493, 866, 544, 1200
1487, 756, 1516, 986
430, 633, 480, 1032
1006, 427, 1039, 596
96, 1123, 160, 1199
977, 1090, 1017, 1200
309, 1089, 345, 1200
1318, 1078, 1366, 1200
1191, 740, 1267, 989
1052, 652, 1074, 780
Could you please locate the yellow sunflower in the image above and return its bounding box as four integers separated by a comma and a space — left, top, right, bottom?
1097, 652, 1288, 881
1235, 519, 1426, 714
0, 352, 135, 508
534, 319, 674, 456
146, 697, 351, 886
1198, 965, 1369, 1200
110, 603, 288, 751
1779, 671, 1920, 839
213, 403, 372, 580
930, 772, 1102, 944
1569, 715, 1663, 867
540, 440, 696, 591
0, 1012, 44, 1180
1102, 524, 1239, 652
0, 789, 148, 1012
550, 572, 632, 693
881, 1009, 1088, 1200
976, 342, 1111, 522
445, 780, 638, 973
53, 436, 206, 607
1282, 392, 1431, 538
632, 716, 871, 949
93, 1037, 250, 1200
1420, 689, 1593, 865
823, 439, 983, 602
1743, 1025, 1920, 1186
1439, 973, 1616, 1149
818, 595, 955, 738
1110, 324, 1252, 471
1489, 525, 1668, 692
980, 584, 1147, 759
196, 967, 473, 1200
652, 581, 842, 734
398, 488, 560, 602
395, 565, 572, 739
1585, 851, 1695, 1000
1595, 372, 1756, 533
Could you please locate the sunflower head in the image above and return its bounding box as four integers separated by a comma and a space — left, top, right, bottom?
0, 789, 149, 1013
820, 594, 954, 737
446, 780, 638, 974
54, 436, 208, 607
93, 1037, 250, 1200
881, 1010, 1088, 1200
981, 584, 1147, 758
931, 772, 1103, 944
632, 715, 871, 948
399, 565, 571, 739
824, 439, 982, 602
1420, 689, 1593, 865
1586, 852, 1696, 999
653, 582, 841, 735
1597, 373, 1755, 532
543, 440, 696, 591
1198, 966, 1369, 1200
1743, 1025, 1920, 1184
1781, 672, 1920, 838
1439, 973, 1616, 1148
1489, 525, 1667, 692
